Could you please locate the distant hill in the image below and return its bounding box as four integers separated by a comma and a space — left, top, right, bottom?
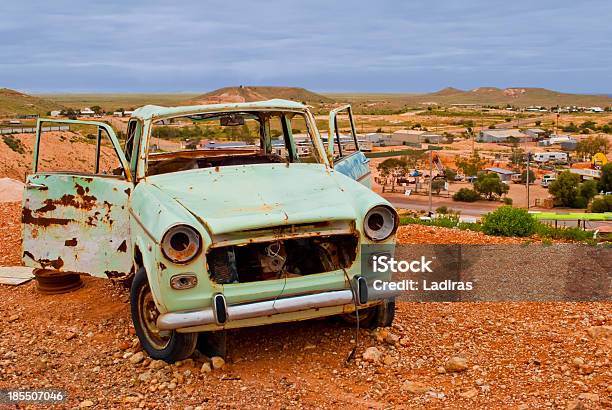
190, 86, 334, 105
0, 88, 64, 116
401, 87, 612, 107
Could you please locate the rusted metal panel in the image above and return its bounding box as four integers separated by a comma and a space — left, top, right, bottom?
22, 174, 132, 278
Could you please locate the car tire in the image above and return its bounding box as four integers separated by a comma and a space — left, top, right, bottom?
342, 298, 396, 329
130, 267, 197, 363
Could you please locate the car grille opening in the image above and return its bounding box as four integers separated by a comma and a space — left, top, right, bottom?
207, 234, 358, 284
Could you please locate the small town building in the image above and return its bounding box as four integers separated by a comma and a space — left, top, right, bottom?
80, 107, 95, 116
524, 128, 547, 139
484, 167, 518, 182
390, 130, 443, 145
50, 110, 61, 117
478, 129, 531, 143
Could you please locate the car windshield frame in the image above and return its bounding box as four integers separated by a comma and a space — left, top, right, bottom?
139, 107, 327, 178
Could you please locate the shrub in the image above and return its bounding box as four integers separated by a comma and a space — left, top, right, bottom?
453, 188, 480, 202
481, 206, 536, 237
570, 196, 588, 209
591, 195, 612, 212
503, 197, 513, 205
435, 206, 449, 214
534, 223, 592, 241
2, 135, 25, 154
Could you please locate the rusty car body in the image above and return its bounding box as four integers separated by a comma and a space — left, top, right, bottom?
22, 99, 398, 361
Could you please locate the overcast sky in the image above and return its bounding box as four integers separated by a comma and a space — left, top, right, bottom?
1, 0, 610, 94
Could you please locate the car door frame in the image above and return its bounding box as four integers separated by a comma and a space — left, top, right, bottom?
22, 118, 134, 278
328, 105, 372, 186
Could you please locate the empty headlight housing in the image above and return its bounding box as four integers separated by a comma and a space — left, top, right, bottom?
161, 225, 201, 264
363, 205, 398, 241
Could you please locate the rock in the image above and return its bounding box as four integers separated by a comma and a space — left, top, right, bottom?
129, 352, 145, 364
303, 344, 316, 350
384, 332, 400, 345
138, 371, 152, 382
577, 393, 599, 402
79, 400, 95, 408
459, 388, 478, 399
118, 340, 130, 350
383, 355, 397, 366
200, 362, 212, 373
66, 332, 77, 341
149, 360, 166, 370
362, 347, 383, 363
566, 399, 585, 410
401, 380, 431, 394
8, 315, 19, 322
444, 356, 468, 373
436, 366, 446, 374
572, 358, 585, 368
211, 356, 225, 369
373, 328, 389, 343
586, 326, 611, 341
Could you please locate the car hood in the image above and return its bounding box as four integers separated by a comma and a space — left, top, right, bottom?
146, 164, 358, 235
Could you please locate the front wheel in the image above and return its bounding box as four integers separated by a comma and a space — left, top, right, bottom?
342, 298, 396, 329
130, 267, 197, 363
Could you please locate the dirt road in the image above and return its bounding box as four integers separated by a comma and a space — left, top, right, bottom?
0, 202, 610, 409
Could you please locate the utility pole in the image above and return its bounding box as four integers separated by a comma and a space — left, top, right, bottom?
526, 151, 531, 209
428, 150, 433, 216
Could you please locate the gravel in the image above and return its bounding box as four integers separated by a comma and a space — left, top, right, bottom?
0, 201, 610, 408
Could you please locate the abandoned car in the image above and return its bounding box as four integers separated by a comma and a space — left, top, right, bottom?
21, 100, 398, 362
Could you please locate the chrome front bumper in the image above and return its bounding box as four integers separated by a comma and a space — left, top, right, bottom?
157, 286, 399, 331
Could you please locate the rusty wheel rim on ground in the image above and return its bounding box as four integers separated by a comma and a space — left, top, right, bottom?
137, 282, 171, 350
34, 269, 84, 294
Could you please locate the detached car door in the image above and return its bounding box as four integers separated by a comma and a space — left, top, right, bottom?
328, 105, 371, 187
22, 119, 133, 279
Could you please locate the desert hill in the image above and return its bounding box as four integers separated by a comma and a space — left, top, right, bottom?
402, 87, 612, 107
0, 88, 64, 116
190, 86, 334, 105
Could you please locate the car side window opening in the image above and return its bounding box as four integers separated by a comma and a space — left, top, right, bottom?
145, 110, 322, 176
36, 122, 126, 178
331, 108, 360, 161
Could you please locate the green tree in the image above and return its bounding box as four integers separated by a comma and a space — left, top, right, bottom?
598, 163, 612, 193
576, 135, 610, 159
456, 151, 485, 177
91, 105, 103, 115
520, 169, 536, 184
431, 179, 446, 194
510, 147, 525, 165
444, 167, 456, 182
548, 171, 581, 207
473, 173, 509, 200
578, 180, 598, 202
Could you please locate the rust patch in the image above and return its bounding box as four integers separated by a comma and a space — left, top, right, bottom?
65, 238, 78, 247
105, 270, 127, 279
159, 262, 167, 271
23, 250, 35, 260
124, 187, 131, 196
22, 208, 71, 227
37, 256, 64, 270
117, 240, 127, 253
86, 211, 101, 227
35, 199, 57, 213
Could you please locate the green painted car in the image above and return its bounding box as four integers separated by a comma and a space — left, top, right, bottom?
22, 100, 398, 362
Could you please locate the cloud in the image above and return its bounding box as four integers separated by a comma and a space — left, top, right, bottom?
0, 0, 610, 93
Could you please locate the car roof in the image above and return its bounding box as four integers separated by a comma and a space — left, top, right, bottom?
131, 99, 307, 120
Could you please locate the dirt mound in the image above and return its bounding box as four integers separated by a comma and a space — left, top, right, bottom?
190, 86, 334, 105
0, 87, 64, 116
0, 178, 24, 202
0, 132, 117, 181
